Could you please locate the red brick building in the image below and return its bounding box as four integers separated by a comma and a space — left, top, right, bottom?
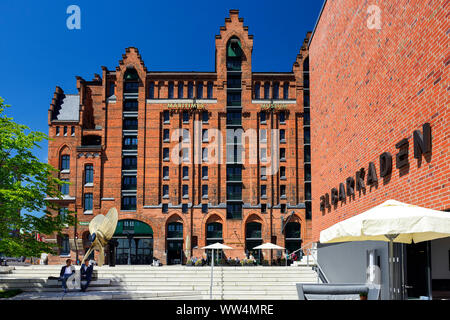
45, 10, 312, 265
309, 0, 449, 299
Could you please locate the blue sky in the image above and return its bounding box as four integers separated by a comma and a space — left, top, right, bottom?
0, 0, 324, 214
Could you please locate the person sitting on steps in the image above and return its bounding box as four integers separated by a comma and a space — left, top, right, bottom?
80, 259, 94, 292
60, 259, 75, 293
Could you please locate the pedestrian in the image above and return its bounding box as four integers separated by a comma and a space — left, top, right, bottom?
60, 259, 75, 293
80, 259, 94, 292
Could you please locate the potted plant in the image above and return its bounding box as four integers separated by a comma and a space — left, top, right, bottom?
195, 259, 203, 267
359, 292, 368, 300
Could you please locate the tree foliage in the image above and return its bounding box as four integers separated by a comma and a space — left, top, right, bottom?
0, 97, 74, 257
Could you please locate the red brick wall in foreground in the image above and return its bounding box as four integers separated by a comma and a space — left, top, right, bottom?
309, 0, 449, 241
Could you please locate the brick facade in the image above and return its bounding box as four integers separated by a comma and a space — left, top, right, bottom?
46, 10, 312, 265
309, 0, 449, 241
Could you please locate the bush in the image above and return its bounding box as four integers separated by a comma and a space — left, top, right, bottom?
0, 289, 22, 298
195, 259, 203, 266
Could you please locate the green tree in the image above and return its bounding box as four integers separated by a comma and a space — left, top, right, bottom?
0, 97, 74, 258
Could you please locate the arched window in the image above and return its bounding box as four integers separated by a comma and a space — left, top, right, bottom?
168, 81, 174, 99
188, 82, 194, 99
148, 82, 155, 99
178, 82, 184, 99
285, 222, 302, 254
226, 37, 242, 71
246, 221, 262, 263
246, 222, 262, 239
272, 82, 279, 100
207, 82, 213, 99
254, 82, 261, 99
206, 222, 223, 242
196, 82, 203, 99
264, 82, 270, 99
123, 68, 139, 93
283, 82, 289, 99
167, 222, 183, 239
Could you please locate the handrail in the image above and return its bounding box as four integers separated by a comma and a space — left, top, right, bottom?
288, 241, 330, 284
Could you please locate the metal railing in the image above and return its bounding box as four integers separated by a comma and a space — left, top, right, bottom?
288, 241, 330, 284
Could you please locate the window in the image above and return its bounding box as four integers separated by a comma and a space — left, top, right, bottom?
163, 185, 169, 198
227, 203, 242, 220
64, 126, 68, 136
121, 196, 136, 211
226, 110, 242, 126
280, 129, 286, 143
261, 204, 267, 213
207, 82, 213, 99
304, 163, 311, 181
202, 185, 208, 199
280, 185, 286, 198
122, 175, 137, 189
261, 166, 267, 180
281, 203, 286, 213
280, 148, 286, 161
124, 81, 139, 93
84, 193, 93, 211
71, 126, 75, 136
227, 165, 242, 182
279, 111, 286, 124
183, 112, 189, 123
260, 111, 266, 124
304, 127, 310, 144
163, 129, 170, 142
227, 184, 242, 200
283, 82, 289, 99
56, 126, 60, 136
264, 82, 270, 99
261, 185, 267, 198
183, 129, 189, 142
182, 185, 188, 198
260, 129, 267, 142
280, 166, 286, 180
85, 165, 93, 184
163, 148, 170, 161
123, 156, 137, 170
59, 208, 68, 226
124, 100, 138, 111
162, 203, 168, 213
168, 81, 174, 99
305, 182, 311, 200
61, 155, 70, 171
200, 112, 208, 125
163, 110, 170, 123
109, 83, 115, 97
227, 92, 241, 106
188, 82, 194, 98
202, 203, 208, 214
202, 147, 208, 162
148, 82, 155, 99
60, 179, 69, 195
182, 203, 188, 213
273, 82, 279, 99
60, 235, 70, 256
197, 82, 203, 99
163, 166, 169, 180
202, 129, 208, 142
183, 166, 189, 180
178, 82, 184, 98
260, 148, 267, 162
304, 145, 311, 162
303, 109, 310, 126
246, 222, 262, 239
304, 91, 310, 105
123, 118, 138, 130
254, 82, 260, 99
182, 148, 189, 162
123, 136, 138, 150
202, 166, 208, 180
227, 75, 241, 88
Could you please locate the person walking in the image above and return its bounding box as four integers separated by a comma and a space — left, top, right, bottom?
80, 259, 94, 292
60, 259, 75, 293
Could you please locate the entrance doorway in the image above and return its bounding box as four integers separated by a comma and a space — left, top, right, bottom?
405, 241, 431, 299
167, 222, 184, 265
285, 222, 302, 259
245, 222, 262, 263
206, 222, 224, 265
112, 219, 153, 265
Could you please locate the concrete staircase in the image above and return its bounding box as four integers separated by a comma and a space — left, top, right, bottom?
0, 265, 319, 300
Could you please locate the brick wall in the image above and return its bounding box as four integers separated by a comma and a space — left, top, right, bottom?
309, 0, 449, 240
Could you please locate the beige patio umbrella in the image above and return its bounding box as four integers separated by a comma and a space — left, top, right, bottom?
320, 199, 450, 299
253, 242, 285, 265
202, 242, 234, 299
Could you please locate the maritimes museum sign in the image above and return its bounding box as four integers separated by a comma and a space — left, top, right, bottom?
319, 123, 432, 213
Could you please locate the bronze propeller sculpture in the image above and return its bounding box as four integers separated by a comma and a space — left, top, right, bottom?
81, 207, 118, 267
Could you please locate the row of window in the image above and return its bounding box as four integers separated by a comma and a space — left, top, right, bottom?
163, 110, 209, 124
254, 82, 290, 100
162, 184, 209, 199
55, 126, 75, 137
119, 81, 215, 99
